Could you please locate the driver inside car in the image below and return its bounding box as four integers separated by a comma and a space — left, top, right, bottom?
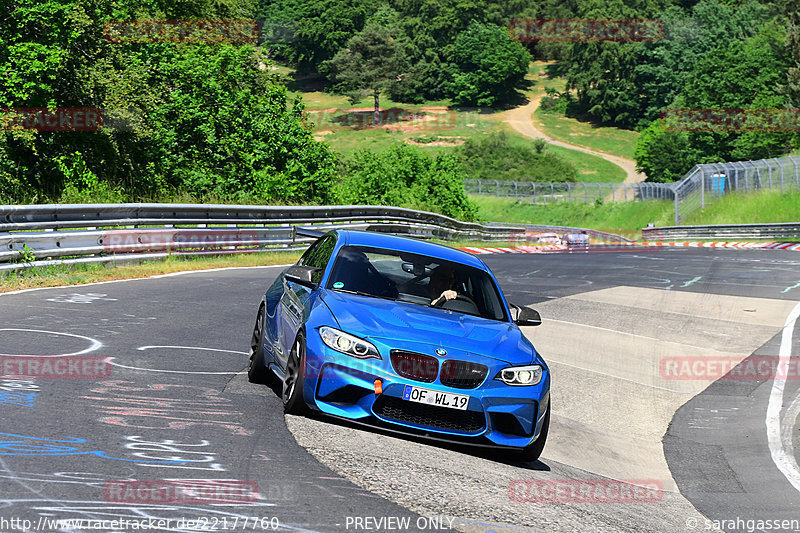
429, 265, 458, 306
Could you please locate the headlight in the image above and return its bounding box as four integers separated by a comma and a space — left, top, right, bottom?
495, 364, 542, 386
319, 326, 380, 359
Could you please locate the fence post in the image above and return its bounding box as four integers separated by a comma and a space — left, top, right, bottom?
674, 185, 680, 225
514, 181, 518, 201
597, 183, 601, 202
568, 183, 571, 204
532, 182, 536, 204
768, 160, 773, 190
495, 180, 500, 196
477, 180, 481, 195
611, 183, 616, 202
789, 155, 800, 190
700, 167, 705, 208
776, 158, 784, 191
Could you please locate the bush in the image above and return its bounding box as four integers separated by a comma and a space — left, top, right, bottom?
456, 131, 578, 182
539, 88, 569, 115
337, 144, 476, 220
634, 120, 696, 182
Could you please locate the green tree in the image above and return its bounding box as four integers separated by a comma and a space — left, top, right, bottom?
675, 24, 792, 162
633, 120, 695, 182
323, 23, 408, 126
0, 0, 338, 203
448, 21, 531, 107
257, 0, 373, 73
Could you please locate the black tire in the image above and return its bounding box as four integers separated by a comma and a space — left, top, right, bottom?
283, 332, 309, 415
248, 305, 272, 384
516, 403, 550, 462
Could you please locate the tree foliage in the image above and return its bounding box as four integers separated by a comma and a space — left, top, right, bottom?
448, 22, 531, 107
323, 22, 408, 124
0, 0, 337, 203
336, 144, 477, 221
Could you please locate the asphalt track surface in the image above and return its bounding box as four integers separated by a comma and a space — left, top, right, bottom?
0, 247, 798, 533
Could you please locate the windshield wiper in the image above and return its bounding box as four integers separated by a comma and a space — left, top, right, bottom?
333, 288, 398, 301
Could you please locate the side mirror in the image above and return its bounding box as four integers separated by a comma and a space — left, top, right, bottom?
510, 304, 542, 327
284, 265, 320, 289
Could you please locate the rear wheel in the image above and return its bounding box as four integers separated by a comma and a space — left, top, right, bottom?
517, 403, 550, 462
283, 333, 309, 415
248, 305, 272, 384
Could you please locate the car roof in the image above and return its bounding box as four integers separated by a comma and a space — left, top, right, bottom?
332, 229, 488, 269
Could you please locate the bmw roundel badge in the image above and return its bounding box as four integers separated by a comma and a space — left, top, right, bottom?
435, 348, 447, 356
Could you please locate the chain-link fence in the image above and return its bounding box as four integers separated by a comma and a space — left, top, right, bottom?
465, 154, 800, 225
672, 156, 800, 224
463, 179, 674, 204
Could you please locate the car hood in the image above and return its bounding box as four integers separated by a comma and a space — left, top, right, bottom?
321, 290, 535, 366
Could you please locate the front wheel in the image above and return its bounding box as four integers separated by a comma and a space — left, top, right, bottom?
516, 403, 550, 462
283, 333, 309, 415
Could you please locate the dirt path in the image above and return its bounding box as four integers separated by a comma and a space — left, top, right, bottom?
502, 94, 646, 184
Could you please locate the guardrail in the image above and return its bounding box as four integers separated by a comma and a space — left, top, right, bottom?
0, 203, 538, 273
642, 222, 800, 241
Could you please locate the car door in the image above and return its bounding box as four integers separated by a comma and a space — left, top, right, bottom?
276, 234, 337, 367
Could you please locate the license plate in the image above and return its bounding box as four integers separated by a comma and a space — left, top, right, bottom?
402, 385, 469, 410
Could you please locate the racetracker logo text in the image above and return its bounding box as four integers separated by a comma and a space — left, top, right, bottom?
660, 356, 800, 380
1, 108, 103, 131
103, 480, 260, 504
1, 356, 111, 379
508, 479, 663, 503
508, 18, 664, 42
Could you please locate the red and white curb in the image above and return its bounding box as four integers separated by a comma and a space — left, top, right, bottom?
460, 242, 800, 254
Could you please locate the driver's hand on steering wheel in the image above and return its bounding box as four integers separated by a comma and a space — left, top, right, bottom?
432, 290, 457, 305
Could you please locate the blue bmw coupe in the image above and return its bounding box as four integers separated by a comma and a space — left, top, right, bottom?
249, 229, 550, 461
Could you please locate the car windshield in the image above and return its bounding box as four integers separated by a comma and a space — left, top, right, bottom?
326, 245, 507, 321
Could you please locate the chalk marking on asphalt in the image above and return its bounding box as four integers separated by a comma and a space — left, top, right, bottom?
766, 300, 800, 492
545, 359, 687, 394
137, 345, 248, 355
681, 276, 702, 288
782, 281, 800, 294
0, 264, 292, 297
546, 319, 732, 353
0, 328, 102, 356
110, 344, 249, 375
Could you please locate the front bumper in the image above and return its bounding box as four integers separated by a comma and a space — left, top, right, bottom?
303, 331, 550, 449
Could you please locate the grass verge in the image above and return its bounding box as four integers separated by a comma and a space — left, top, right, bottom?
683, 190, 800, 226
471, 195, 673, 236
533, 108, 640, 161
0, 251, 303, 294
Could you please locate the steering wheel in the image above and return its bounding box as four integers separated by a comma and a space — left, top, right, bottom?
453, 294, 477, 307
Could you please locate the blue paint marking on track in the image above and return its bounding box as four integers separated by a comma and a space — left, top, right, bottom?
0, 433, 186, 463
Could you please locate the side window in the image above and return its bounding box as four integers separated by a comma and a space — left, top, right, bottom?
299, 235, 336, 284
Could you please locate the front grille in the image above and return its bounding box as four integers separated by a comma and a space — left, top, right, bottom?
440, 360, 488, 389
373, 395, 485, 433
391, 351, 438, 383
